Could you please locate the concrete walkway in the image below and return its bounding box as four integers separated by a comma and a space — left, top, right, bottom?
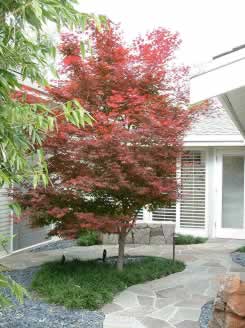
1, 239, 245, 328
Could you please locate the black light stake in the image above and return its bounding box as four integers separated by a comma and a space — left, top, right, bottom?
102, 249, 107, 262
61, 254, 66, 265
173, 232, 176, 263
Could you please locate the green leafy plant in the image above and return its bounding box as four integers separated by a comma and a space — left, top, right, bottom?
0, 0, 106, 188
236, 246, 245, 253
77, 230, 101, 247
0, 234, 28, 307
32, 257, 185, 310
0, 273, 28, 307
175, 234, 207, 245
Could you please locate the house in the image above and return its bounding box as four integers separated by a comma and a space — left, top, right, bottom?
135, 45, 245, 241
0, 187, 51, 257
137, 106, 245, 239
2, 47, 245, 257
189, 44, 245, 240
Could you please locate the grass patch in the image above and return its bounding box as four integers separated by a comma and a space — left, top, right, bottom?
236, 246, 245, 253
77, 230, 101, 246
31, 257, 185, 310
175, 234, 207, 245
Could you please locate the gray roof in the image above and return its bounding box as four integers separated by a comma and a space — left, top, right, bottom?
187, 107, 241, 136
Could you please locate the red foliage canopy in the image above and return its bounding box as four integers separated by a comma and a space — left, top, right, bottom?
17, 23, 200, 239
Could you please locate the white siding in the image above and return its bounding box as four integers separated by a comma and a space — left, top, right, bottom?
0, 187, 11, 255
13, 221, 51, 251
0, 186, 52, 255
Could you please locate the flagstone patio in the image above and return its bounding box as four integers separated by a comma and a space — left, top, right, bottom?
1, 239, 244, 328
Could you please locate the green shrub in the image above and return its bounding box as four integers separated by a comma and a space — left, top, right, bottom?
32, 257, 185, 310
236, 246, 245, 253
77, 230, 100, 246
175, 234, 207, 245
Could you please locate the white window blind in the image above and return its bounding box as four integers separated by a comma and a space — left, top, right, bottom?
136, 151, 206, 228
152, 204, 176, 222
136, 208, 144, 220
180, 151, 206, 229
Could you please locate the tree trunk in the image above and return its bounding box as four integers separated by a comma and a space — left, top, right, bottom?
117, 230, 126, 272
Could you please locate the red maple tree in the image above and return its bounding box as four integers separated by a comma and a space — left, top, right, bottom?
17, 23, 201, 270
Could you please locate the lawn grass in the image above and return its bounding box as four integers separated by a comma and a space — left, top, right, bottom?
236, 246, 245, 253
175, 234, 207, 245
31, 257, 185, 310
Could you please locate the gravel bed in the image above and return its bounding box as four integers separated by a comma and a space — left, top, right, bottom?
30, 239, 77, 253
231, 251, 245, 266
199, 301, 214, 328
0, 267, 104, 328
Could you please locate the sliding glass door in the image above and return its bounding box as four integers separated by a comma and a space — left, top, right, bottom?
216, 151, 245, 238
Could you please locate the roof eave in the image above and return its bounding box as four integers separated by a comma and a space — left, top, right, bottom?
190, 54, 245, 140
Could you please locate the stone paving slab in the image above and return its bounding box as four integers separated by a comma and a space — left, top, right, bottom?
1, 239, 245, 327
175, 321, 199, 328
141, 317, 175, 328
169, 308, 201, 324
137, 296, 155, 307
103, 315, 145, 328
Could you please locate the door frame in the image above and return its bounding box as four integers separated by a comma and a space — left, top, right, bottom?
215, 150, 245, 239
